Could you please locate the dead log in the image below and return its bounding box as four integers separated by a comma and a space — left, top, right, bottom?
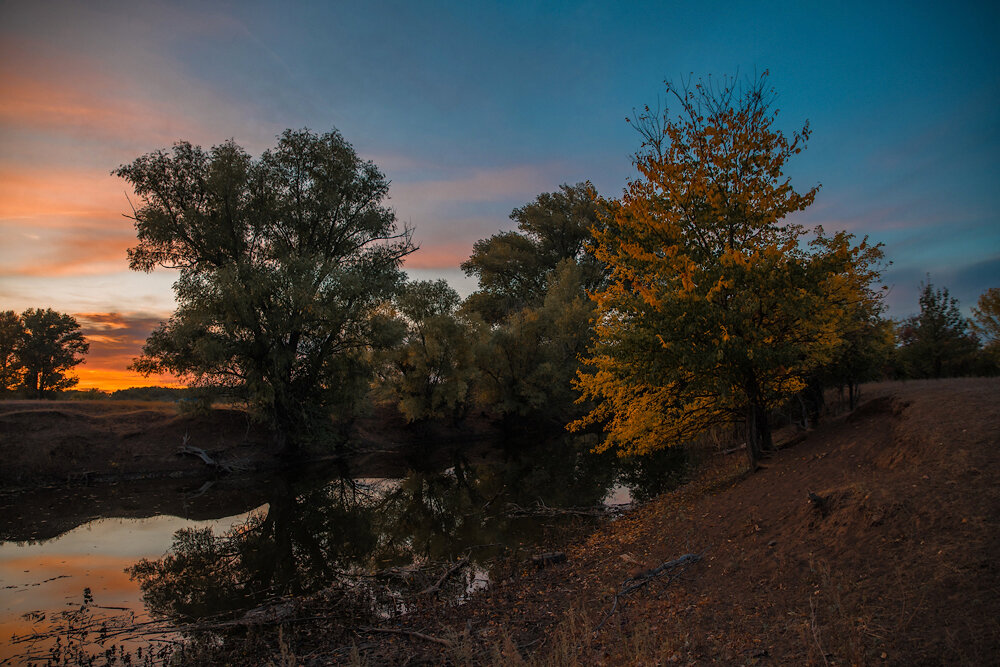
530, 552, 567, 568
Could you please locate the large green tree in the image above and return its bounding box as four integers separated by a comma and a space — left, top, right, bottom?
17, 308, 90, 398
571, 73, 886, 468
116, 129, 414, 448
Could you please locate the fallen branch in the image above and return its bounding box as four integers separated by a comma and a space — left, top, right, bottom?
359, 626, 454, 648
506, 502, 607, 518
420, 557, 469, 595
594, 552, 702, 633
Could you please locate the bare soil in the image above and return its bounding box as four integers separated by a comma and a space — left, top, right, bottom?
338, 378, 999, 665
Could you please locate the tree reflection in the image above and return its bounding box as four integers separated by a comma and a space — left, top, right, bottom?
126, 435, 682, 625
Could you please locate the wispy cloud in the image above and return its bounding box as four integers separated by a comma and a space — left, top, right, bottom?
72, 311, 180, 390
391, 165, 552, 205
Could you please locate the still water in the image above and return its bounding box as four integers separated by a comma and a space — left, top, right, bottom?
0, 436, 684, 663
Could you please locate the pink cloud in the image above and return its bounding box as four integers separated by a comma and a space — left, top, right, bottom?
391, 165, 550, 205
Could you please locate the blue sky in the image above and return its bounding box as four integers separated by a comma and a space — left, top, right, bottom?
0, 0, 997, 386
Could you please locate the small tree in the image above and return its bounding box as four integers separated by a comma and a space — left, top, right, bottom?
17, 308, 89, 398
0, 310, 26, 394
116, 129, 415, 448
896, 281, 979, 378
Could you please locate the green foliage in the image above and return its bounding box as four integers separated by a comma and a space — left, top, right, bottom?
115, 129, 415, 447
457, 184, 604, 423
461, 182, 602, 324
1, 308, 89, 398
896, 280, 980, 378
376, 280, 479, 423
473, 259, 596, 421
571, 73, 886, 467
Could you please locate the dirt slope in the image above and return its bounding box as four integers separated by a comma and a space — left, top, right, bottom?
360, 378, 999, 665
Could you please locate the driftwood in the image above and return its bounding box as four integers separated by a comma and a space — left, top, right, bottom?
420, 557, 469, 595
530, 552, 567, 568
359, 626, 454, 648
177, 433, 250, 473
594, 552, 702, 633
506, 502, 609, 518
178, 444, 233, 473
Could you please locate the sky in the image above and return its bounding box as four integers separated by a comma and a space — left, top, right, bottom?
1, 0, 998, 390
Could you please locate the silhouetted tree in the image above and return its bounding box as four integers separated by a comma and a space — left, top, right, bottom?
461, 182, 602, 324
115, 129, 415, 449
17, 308, 89, 398
896, 280, 978, 378
0, 310, 25, 394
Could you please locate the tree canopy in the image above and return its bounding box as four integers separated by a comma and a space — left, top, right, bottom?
971, 287, 1000, 350
461, 182, 602, 324
570, 73, 886, 467
0, 308, 90, 398
896, 280, 979, 378
116, 129, 414, 447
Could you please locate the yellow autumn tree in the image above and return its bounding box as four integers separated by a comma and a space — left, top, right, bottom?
571, 73, 885, 468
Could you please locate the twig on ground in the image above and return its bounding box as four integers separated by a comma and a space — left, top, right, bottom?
594, 552, 702, 633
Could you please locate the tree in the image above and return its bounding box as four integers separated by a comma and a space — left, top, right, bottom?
570, 73, 885, 468
375, 280, 479, 423
0, 310, 26, 394
115, 129, 415, 448
16, 308, 90, 398
971, 287, 1000, 359
473, 259, 597, 423
896, 280, 979, 378
461, 182, 602, 324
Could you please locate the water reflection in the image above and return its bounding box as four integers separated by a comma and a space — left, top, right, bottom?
126, 435, 686, 628
4, 434, 688, 660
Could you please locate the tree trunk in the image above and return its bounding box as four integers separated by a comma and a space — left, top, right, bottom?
745, 399, 774, 469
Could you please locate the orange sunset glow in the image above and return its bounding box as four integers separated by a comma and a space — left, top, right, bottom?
71, 312, 183, 391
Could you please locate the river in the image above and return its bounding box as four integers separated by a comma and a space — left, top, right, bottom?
0, 435, 685, 663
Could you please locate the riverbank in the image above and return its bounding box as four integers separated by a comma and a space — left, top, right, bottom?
212, 377, 998, 665
0, 400, 503, 492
